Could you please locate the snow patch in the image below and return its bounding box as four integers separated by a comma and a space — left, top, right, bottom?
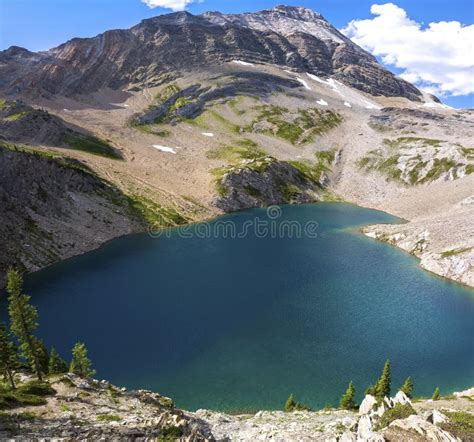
152, 145, 178, 154
202, 132, 214, 137
297, 78, 311, 90
363, 100, 382, 110
306, 73, 345, 97
344, 101, 352, 108
232, 60, 254, 66
423, 102, 454, 110
316, 99, 328, 106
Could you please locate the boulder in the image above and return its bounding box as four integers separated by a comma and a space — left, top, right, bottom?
425, 410, 449, 425
357, 415, 385, 441
359, 395, 378, 415
393, 391, 411, 406
383, 415, 460, 442
340, 431, 357, 441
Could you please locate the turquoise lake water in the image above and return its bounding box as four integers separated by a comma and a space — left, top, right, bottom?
4, 203, 474, 411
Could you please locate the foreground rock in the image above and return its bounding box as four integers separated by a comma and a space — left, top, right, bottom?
1, 375, 472, 441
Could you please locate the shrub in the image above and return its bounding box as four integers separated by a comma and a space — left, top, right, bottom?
374, 403, 416, 430
439, 411, 474, 440
432, 387, 441, 401
159, 425, 183, 441
97, 413, 122, 422
17, 381, 55, 396
284, 393, 312, 412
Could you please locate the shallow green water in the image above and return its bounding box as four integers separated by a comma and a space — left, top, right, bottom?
7, 203, 474, 411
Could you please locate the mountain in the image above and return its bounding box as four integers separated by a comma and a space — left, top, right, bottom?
0, 5, 472, 287
0, 6, 420, 100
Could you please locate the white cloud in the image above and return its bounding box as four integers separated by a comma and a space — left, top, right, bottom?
342, 3, 474, 97
141, 0, 196, 11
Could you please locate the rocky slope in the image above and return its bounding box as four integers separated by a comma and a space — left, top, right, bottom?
1, 373, 472, 441
0, 6, 420, 100
0, 143, 143, 287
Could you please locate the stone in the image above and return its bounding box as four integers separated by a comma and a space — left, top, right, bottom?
383, 415, 459, 442
393, 391, 411, 406
359, 395, 378, 415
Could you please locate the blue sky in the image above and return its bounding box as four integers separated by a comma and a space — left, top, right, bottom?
1, 0, 473, 107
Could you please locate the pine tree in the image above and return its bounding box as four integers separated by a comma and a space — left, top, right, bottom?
284, 393, 296, 412
365, 385, 376, 396
0, 322, 19, 389
375, 359, 391, 400
48, 348, 68, 374
7, 269, 44, 381
339, 381, 356, 410
400, 377, 413, 399
70, 342, 96, 378
432, 387, 440, 401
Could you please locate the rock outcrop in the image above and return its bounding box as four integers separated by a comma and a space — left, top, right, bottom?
214, 157, 322, 212
0, 143, 142, 287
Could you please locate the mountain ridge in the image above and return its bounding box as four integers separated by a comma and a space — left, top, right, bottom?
0, 5, 421, 101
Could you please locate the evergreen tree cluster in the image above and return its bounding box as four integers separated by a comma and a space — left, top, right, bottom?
0, 269, 96, 390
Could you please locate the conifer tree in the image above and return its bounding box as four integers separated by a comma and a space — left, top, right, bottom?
0, 322, 19, 389
432, 387, 441, 401
375, 359, 391, 400
339, 381, 356, 410
48, 347, 68, 374
284, 393, 296, 412
400, 376, 413, 398
7, 269, 44, 381
70, 342, 96, 378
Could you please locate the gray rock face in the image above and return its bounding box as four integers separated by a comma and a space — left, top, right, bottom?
359, 394, 378, 415
0, 6, 421, 101
214, 158, 321, 212
0, 145, 141, 287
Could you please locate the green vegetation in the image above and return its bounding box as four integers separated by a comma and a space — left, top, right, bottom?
127, 194, 188, 228
0, 323, 18, 389
159, 425, 184, 441
70, 342, 96, 378
432, 387, 441, 401
284, 393, 312, 412
48, 348, 68, 375
0, 98, 7, 109
7, 269, 45, 381
383, 137, 442, 148
131, 121, 170, 137
4, 111, 28, 122
63, 133, 122, 160
441, 247, 472, 258
360, 137, 474, 185
400, 376, 413, 399
206, 142, 266, 163
439, 411, 474, 440
97, 413, 122, 422
289, 149, 336, 186
0, 380, 55, 410
374, 403, 417, 431
208, 110, 241, 134
228, 97, 246, 115
375, 360, 391, 400
155, 84, 181, 103
246, 105, 342, 145
339, 381, 356, 410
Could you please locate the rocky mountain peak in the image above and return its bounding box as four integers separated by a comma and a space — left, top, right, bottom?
269, 5, 324, 20
0, 5, 422, 101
